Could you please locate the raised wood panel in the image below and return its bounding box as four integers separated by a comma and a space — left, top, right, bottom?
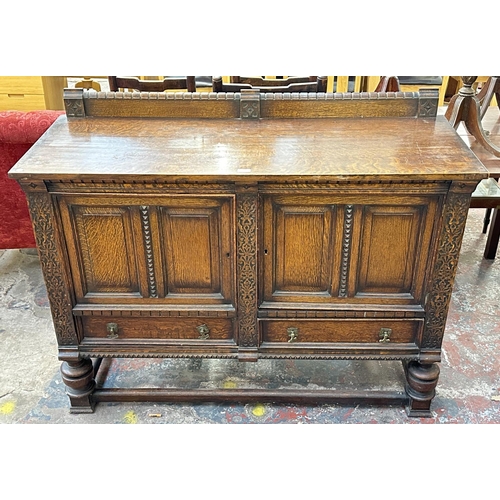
275, 206, 334, 292
159, 197, 234, 303
64, 204, 141, 298
356, 206, 422, 295
352, 200, 438, 303
263, 197, 336, 301
161, 207, 221, 294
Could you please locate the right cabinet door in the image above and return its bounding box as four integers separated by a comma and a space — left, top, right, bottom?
261, 191, 442, 308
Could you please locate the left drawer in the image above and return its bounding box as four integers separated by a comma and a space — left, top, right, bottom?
80, 316, 234, 341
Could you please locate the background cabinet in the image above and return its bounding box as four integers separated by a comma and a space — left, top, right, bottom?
0, 76, 66, 111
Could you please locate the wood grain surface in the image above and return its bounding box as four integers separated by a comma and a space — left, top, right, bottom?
9, 115, 487, 182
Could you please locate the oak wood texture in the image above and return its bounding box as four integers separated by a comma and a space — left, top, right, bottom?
8, 92, 487, 416
10, 115, 484, 182
260, 319, 422, 344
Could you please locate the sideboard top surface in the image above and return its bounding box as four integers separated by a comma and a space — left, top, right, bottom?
9, 115, 487, 182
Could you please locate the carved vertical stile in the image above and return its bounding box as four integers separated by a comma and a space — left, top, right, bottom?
140, 206, 158, 298
236, 185, 259, 359
23, 186, 78, 347
339, 204, 354, 297
422, 183, 475, 350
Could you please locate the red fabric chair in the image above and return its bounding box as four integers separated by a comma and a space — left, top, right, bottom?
0, 110, 64, 249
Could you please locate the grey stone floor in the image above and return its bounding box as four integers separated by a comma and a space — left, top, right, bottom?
1, 209, 500, 424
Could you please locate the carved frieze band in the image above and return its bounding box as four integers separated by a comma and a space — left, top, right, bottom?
259, 354, 420, 361
259, 92, 420, 100
339, 205, 354, 297
82, 89, 420, 102
259, 310, 423, 318
79, 352, 418, 361
423, 190, 471, 349
140, 206, 157, 298
26, 192, 78, 345
236, 192, 259, 347
47, 181, 233, 193
80, 352, 238, 359
83, 90, 241, 100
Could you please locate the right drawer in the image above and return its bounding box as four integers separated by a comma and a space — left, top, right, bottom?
260, 319, 423, 345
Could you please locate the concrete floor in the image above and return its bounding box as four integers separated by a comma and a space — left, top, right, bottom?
1, 208, 500, 424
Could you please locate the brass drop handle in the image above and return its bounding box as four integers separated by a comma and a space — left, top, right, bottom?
379, 328, 392, 343
197, 324, 210, 340
287, 327, 299, 343
106, 322, 119, 339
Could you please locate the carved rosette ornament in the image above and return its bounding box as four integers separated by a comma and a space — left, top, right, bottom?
236, 192, 258, 348
423, 190, 471, 349
418, 89, 439, 117
26, 192, 78, 346
240, 90, 260, 119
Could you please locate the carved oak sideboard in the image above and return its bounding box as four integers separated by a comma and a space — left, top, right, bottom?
9, 89, 488, 416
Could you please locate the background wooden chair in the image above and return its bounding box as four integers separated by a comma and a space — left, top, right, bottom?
374, 76, 400, 92
398, 77, 449, 107
366, 76, 449, 106
212, 76, 328, 93
445, 76, 500, 259
476, 76, 500, 119
108, 76, 198, 92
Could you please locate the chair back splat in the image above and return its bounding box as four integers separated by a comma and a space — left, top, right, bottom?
108, 76, 197, 93
212, 76, 328, 93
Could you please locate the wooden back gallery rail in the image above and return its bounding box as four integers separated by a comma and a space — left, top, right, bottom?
9, 88, 487, 417
63, 87, 439, 119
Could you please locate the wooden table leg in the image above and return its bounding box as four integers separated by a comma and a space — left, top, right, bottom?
484, 207, 500, 259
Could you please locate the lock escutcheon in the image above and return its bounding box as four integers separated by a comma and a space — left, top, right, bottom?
106, 322, 119, 339
287, 327, 299, 343
379, 328, 392, 343
197, 324, 210, 340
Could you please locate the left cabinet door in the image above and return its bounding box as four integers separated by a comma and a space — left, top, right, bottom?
57, 194, 235, 307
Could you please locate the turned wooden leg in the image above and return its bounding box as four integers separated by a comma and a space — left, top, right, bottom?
405, 361, 440, 417
60, 358, 96, 413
